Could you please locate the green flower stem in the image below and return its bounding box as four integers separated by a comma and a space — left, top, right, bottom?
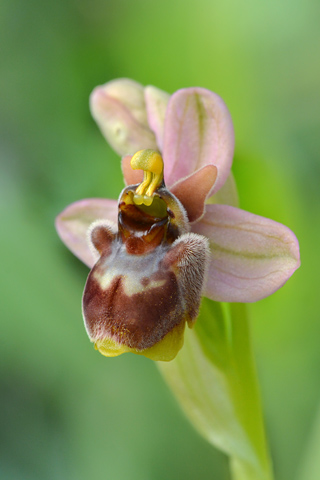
158, 300, 274, 480
297, 402, 320, 480
227, 303, 274, 480
230, 457, 271, 480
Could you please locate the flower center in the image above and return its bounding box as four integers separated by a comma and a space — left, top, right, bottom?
116, 149, 189, 255
130, 149, 164, 206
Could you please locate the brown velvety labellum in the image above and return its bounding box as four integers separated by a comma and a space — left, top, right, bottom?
83, 262, 185, 350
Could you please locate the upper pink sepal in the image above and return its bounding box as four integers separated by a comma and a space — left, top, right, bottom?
55, 198, 118, 268
192, 204, 300, 303
170, 165, 218, 223
144, 85, 170, 151
162, 87, 234, 194
90, 78, 157, 156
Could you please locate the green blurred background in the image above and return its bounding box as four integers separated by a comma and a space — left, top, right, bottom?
1, 0, 319, 479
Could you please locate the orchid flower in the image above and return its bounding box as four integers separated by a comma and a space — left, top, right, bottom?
56, 78, 300, 362
56, 78, 300, 480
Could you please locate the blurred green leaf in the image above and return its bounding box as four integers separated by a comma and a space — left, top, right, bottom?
297, 403, 320, 480
159, 300, 273, 480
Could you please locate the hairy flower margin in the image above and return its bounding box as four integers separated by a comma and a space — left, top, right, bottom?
56, 78, 300, 361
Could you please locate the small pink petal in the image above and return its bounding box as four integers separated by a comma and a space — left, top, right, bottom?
55, 198, 118, 268
192, 204, 300, 303
145, 85, 170, 151
90, 78, 157, 156
170, 165, 218, 223
163, 88, 234, 194
121, 155, 143, 186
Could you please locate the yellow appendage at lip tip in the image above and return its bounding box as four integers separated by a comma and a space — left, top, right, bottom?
130, 149, 164, 206
94, 322, 185, 362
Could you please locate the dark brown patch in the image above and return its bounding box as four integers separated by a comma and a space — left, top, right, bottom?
120, 214, 179, 250
141, 277, 150, 287
118, 202, 174, 254
117, 186, 184, 255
